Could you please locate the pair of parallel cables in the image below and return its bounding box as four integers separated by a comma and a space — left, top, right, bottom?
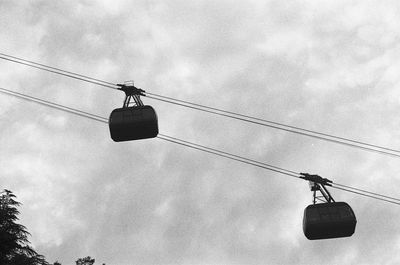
0, 53, 399, 206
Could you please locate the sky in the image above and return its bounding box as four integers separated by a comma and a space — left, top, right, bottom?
1, 0, 400, 264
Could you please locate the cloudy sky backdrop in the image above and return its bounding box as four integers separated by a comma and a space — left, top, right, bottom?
1, 0, 400, 264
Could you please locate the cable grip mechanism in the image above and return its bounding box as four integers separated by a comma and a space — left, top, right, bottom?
300, 173, 335, 204
117, 81, 146, 108
300, 173, 332, 186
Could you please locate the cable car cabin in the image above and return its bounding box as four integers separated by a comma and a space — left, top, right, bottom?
303, 202, 356, 240
109, 105, 158, 141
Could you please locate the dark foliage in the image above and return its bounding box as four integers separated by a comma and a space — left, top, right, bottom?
0, 189, 48, 265
75, 256, 95, 265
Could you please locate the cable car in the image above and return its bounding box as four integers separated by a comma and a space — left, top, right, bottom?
300, 173, 357, 240
109, 83, 158, 142
109, 105, 158, 141
303, 202, 356, 240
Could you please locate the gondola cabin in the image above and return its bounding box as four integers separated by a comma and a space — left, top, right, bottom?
303, 202, 356, 240
109, 105, 158, 142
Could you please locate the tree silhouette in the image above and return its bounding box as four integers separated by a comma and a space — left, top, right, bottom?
0, 189, 48, 265
75, 256, 95, 265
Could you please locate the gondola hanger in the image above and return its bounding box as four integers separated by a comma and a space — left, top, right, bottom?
300, 173, 357, 240
116, 81, 146, 107
109, 81, 159, 142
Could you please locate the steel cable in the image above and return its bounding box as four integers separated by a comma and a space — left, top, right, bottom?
1, 53, 399, 158
1, 87, 400, 206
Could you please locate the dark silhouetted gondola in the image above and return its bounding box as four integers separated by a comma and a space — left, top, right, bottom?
300, 173, 357, 240
109, 82, 158, 142
303, 202, 356, 240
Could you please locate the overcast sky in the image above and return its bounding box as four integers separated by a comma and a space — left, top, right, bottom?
1, 1, 400, 264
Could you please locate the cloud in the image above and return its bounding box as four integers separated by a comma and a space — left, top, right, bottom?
1, 1, 400, 264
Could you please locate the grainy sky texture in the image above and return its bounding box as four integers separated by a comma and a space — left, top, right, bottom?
1, 1, 400, 264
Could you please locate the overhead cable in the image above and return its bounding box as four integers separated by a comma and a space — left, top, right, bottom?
158, 133, 299, 178
1, 53, 399, 158
0, 53, 116, 90
330, 185, 400, 206
146, 94, 400, 158
1, 87, 400, 206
